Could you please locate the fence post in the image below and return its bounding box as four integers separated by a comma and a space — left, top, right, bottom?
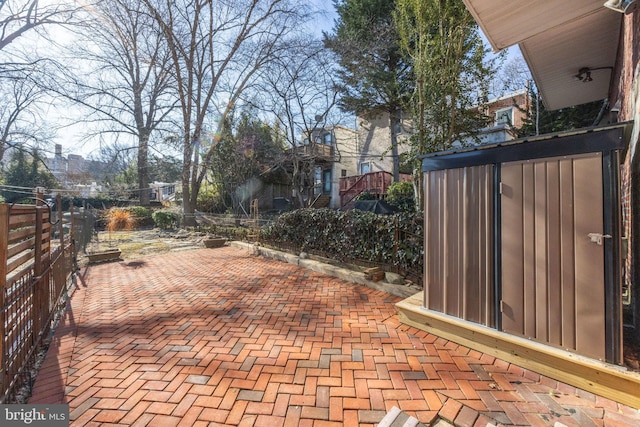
69, 200, 76, 268
34, 192, 45, 343
58, 194, 64, 248
34, 211, 42, 273
0, 204, 9, 397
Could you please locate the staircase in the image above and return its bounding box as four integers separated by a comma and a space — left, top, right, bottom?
309, 194, 331, 208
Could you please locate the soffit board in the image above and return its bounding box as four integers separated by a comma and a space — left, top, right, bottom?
520, 7, 621, 110
462, 0, 606, 51
463, 0, 622, 110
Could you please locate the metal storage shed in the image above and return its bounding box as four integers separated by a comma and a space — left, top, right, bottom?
397, 123, 640, 408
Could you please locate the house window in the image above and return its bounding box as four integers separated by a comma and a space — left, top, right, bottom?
360, 162, 371, 174
323, 170, 331, 193
323, 132, 332, 145
341, 169, 347, 177
495, 107, 513, 126
314, 167, 322, 195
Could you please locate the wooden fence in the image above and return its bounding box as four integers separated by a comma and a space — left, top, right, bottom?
0, 195, 76, 402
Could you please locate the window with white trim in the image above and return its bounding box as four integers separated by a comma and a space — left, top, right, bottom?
495, 107, 513, 126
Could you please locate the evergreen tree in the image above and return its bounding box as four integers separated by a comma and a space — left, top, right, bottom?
325, 0, 413, 181
2, 149, 58, 203
515, 89, 606, 137
148, 155, 183, 184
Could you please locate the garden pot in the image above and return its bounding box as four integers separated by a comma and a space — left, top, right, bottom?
86, 248, 122, 263
204, 238, 227, 248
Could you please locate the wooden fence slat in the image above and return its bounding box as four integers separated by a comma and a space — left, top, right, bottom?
8, 215, 37, 228
0, 204, 8, 396
6, 251, 35, 274
1, 201, 76, 402
7, 238, 35, 260
7, 227, 34, 245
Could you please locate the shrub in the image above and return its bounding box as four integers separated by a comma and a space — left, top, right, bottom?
152, 209, 180, 229
126, 205, 154, 227
356, 191, 375, 200
260, 208, 423, 275
127, 205, 151, 219
386, 181, 415, 212
106, 208, 137, 232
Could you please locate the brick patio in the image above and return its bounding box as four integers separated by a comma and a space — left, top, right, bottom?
30, 246, 640, 426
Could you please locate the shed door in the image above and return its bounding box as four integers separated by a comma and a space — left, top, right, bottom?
500, 153, 606, 360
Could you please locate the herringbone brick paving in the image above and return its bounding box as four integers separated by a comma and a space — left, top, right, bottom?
29, 247, 640, 426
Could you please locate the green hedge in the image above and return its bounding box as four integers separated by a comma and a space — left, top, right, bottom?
126, 206, 154, 227
260, 208, 423, 275
152, 210, 180, 229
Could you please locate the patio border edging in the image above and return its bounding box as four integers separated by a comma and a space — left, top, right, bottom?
229, 241, 418, 299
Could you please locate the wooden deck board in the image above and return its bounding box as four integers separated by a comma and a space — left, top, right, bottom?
396, 292, 640, 409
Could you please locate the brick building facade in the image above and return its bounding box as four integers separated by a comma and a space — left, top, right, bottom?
612, 11, 640, 328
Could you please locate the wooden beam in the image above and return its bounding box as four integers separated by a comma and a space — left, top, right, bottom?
397, 292, 640, 409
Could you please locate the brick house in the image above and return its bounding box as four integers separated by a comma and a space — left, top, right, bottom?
279, 125, 358, 210
458, 89, 530, 145
340, 92, 529, 208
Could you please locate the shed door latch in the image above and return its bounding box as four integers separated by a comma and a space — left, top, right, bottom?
587, 233, 612, 245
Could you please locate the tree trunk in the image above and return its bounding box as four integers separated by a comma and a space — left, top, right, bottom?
416, 79, 425, 209
182, 136, 196, 227
389, 107, 401, 182
185, 135, 206, 227
138, 134, 150, 206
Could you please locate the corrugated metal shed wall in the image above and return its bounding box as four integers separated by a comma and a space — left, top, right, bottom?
424, 165, 494, 327
500, 153, 606, 360
421, 125, 626, 363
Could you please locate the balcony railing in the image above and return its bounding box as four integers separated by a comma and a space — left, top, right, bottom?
339, 171, 412, 208
294, 143, 335, 160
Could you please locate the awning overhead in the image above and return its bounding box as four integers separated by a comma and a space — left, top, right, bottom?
463, 0, 607, 51
463, 0, 622, 110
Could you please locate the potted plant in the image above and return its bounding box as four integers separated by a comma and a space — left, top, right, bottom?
200, 225, 225, 248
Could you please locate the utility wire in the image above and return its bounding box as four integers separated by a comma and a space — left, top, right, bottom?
0, 184, 36, 191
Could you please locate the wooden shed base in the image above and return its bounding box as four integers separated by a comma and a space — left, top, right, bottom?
397, 292, 640, 409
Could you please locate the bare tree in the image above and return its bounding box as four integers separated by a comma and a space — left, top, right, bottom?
255, 38, 340, 207
49, 0, 177, 205
493, 55, 531, 96
143, 0, 310, 225
0, 72, 48, 163
0, 0, 79, 53
0, 0, 83, 163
